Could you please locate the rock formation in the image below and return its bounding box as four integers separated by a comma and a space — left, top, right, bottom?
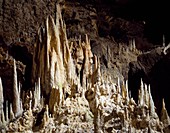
0, 4, 170, 133
128, 45, 170, 116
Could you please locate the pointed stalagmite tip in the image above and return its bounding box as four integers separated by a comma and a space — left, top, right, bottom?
0, 77, 4, 106
162, 98, 166, 110
161, 98, 170, 127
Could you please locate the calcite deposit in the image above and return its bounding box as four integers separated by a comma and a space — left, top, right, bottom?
0, 4, 170, 133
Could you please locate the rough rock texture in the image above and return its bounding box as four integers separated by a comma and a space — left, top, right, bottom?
0, 0, 58, 45
1, 0, 170, 133
0, 0, 142, 102
1, 6, 170, 132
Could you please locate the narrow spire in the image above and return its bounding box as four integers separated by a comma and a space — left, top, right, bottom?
5, 101, 9, 122
163, 34, 165, 47
117, 77, 121, 94
148, 85, 157, 117
144, 84, 149, 107
9, 103, 14, 120
37, 78, 41, 105
138, 79, 144, 106
125, 80, 129, 103
1, 108, 6, 124
0, 77, 4, 112
132, 38, 136, 52
161, 98, 170, 126
13, 59, 22, 117
121, 81, 126, 99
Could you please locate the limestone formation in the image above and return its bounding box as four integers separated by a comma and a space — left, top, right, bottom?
0, 4, 169, 133
13, 59, 23, 118
0, 77, 4, 112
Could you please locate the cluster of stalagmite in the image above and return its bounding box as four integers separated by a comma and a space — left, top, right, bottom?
1, 4, 170, 133
0, 60, 24, 132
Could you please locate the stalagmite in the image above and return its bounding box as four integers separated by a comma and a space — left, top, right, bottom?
42, 105, 50, 127
91, 55, 98, 86
161, 99, 170, 127
0, 77, 4, 115
33, 77, 41, 109
163, 34, 165, 47
5, 101, 9, 122
125, 80, 129, 103
9, 103, 15, 120
81, 34, 93, 88
132, 38, 136, 52
138, 79, 144, 106
144, 84, 149, 107
1, 3, 169, 133
148, 85, 157, 118
117, 77, 121, 94
121, 81, 126, 105
1, 109, 5, 125
57, 5, 76, 83
13, 59, 23, 117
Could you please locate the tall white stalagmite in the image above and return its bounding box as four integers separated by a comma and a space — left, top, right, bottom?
5, 101, 9, 122
0, 77, 4, 112
1, 108, 5, 124
34, 77, 41, 109
125, 80, 129, 103
132, 38, 136, 52
144, 84, 149, 107
117, 77, 121, 94
0, 77, 4, 125
148, 85, 157, 117
13, 59, 23, 117
138, 79, 144, 106
37, 77, 41, 104
163, 34, 165, 47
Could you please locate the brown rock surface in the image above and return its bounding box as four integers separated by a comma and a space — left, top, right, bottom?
0, 1, 170, 132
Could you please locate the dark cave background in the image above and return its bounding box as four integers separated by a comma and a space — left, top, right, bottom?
122, 0, 170, 45
93, 0, 170, 45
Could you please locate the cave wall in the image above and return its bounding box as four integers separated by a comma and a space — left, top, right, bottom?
0, 0, 58, 46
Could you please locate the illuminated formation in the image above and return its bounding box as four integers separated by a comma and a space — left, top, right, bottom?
0, 4, 170, 133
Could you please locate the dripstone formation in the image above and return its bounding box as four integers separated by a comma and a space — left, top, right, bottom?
0, 4, 170, 133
